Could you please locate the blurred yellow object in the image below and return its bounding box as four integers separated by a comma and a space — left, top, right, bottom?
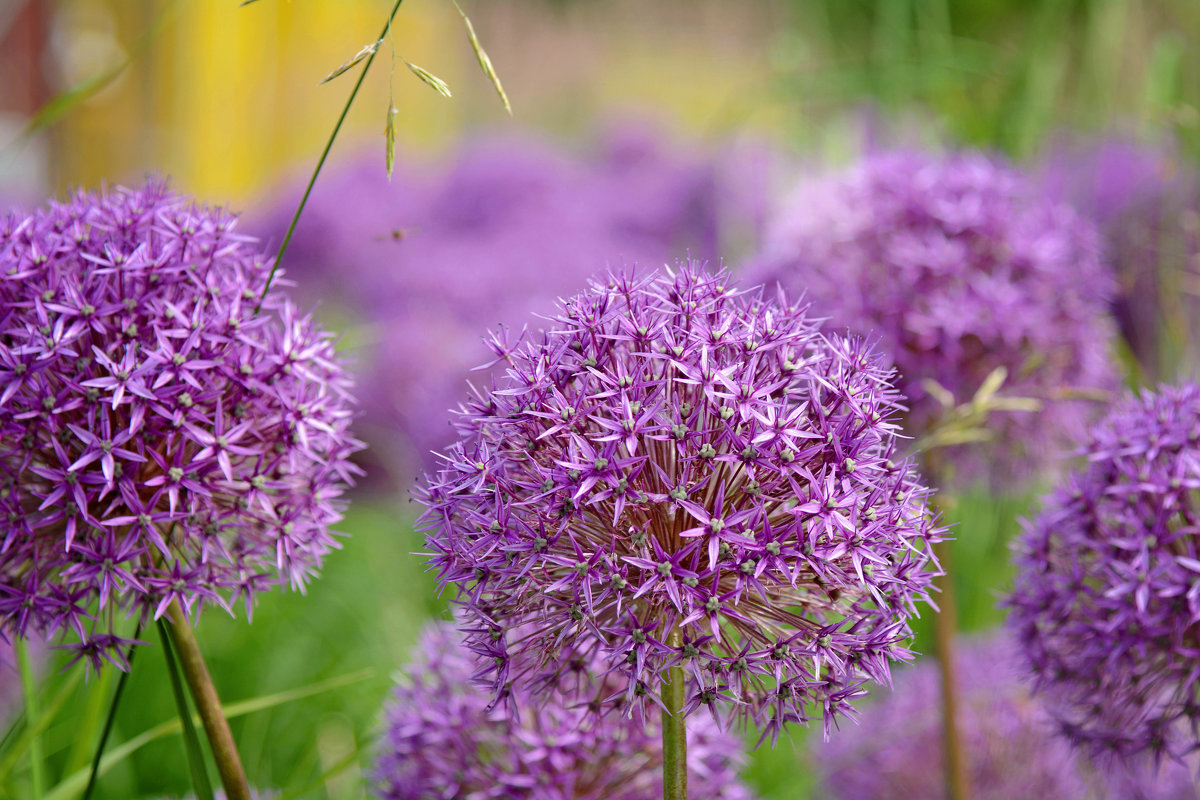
39, 0, 781, 206
49, 0, 463, 203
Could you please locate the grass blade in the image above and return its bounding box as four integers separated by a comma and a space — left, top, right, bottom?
3, 0, 179, 154
0, 666, 84, 784
81, 631, 140, 800
15, 640, 43, 799
276, 748, 360, 800
43, 669, 374, 800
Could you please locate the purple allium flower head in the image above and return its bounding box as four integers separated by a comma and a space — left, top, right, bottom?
372, 620, 756, 800
0, 181, 361, 670
1040, 135, 1200, 381
417, 261, 946, 737
251, 130, 771, 486
813, 632, 1093, 799
1007, 383, 1200, 765
747, 150, 1119, 488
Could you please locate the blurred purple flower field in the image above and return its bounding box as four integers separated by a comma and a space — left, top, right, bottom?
250, 127, 771, 487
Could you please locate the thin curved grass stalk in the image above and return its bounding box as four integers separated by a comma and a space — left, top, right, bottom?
257, 0, 406, 309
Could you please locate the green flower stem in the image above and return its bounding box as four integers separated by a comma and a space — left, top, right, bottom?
165, 599, 250, 800
15, 638, 44, 800
257, 0, 406, 310
158, 619, 214, 800
662, 628, 688, 800
933, 538, 970, 800
921, 447, 970, 800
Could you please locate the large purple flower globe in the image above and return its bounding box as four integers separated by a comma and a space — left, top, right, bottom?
373, 621, 755, 800
747, 150, 1118, 487
813, 633, 1092, 800
1007, 383, 1200, 764
418, 262, 946, 737
0, 182, 361, 669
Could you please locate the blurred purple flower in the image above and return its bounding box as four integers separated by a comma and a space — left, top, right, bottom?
1105, 758, 1200, 800
0, 182, 362, 669
747, 150, 1119, 488
417, 262, 946, 737
373, 620, 755, 800
813, 632, 1092, 800
159, 792, 275, 800
250, 128, 770, 486
1040, 135, 1200, 381
1007, 383, 1200, 765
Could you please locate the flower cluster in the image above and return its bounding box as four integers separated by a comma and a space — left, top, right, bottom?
1040, 135, 1200, 381
813, 633, 1092, 800
251, 128, 769, 484
1007, 383, 1200, 764
748, 150, 1118, 487
418, 262, 946, 736
373, 621, 755, 800
0, 182, 361, 669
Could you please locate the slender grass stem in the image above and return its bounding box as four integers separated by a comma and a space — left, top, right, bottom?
15, 639, 43, 800
257, 0, 406, 310
164, 599, 248, 800
82, 629, 141, 800
662, 629, 688, 800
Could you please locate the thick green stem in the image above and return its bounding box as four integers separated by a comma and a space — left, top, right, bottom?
662, 629, 688, 800
933, 538, 970, 800
257, 0, 406, 310
165, 599, 251, 800
15, 639, 44, 800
